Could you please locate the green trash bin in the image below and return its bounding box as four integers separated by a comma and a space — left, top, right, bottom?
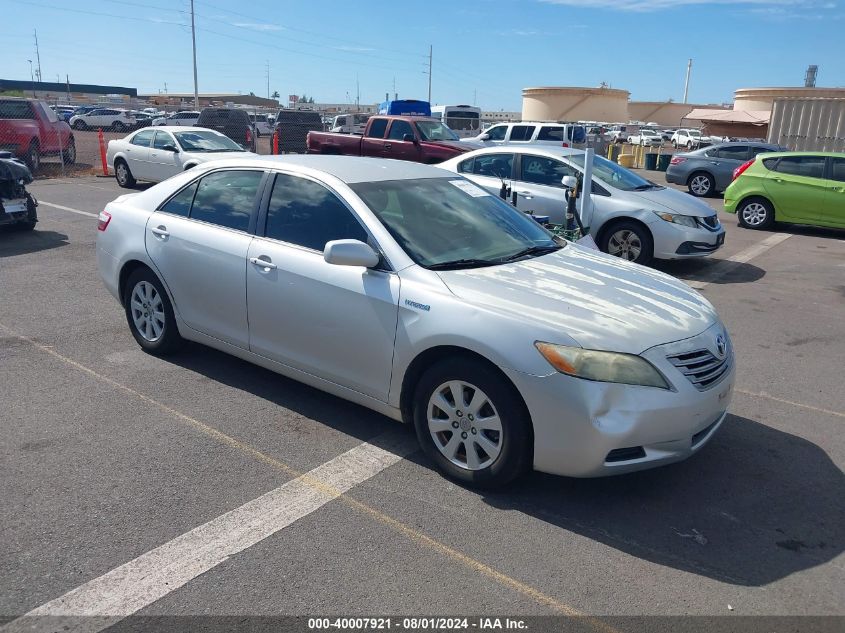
644, 153, 658, 170
656, 154, 672, 172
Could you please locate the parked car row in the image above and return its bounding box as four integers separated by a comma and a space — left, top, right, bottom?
0, 98, 76, 170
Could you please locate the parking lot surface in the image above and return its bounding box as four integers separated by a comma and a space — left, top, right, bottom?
1, 171, 844, 627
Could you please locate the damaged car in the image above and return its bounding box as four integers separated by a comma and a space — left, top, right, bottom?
0, 152, 37, 230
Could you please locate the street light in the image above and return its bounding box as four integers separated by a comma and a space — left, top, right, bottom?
27, 59, 35, 97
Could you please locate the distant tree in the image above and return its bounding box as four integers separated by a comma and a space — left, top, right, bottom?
249, 91, 256, 96
271, 90, 279, 99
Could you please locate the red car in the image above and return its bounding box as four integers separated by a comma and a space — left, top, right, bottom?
0, 98, 75, 171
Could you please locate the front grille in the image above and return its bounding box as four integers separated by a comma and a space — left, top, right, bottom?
667, 348, 730, 391
699, 215, 719, 229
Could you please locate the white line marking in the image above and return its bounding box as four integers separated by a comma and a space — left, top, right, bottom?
2, 431, 416, 633
37, 201, 98, 219
686, 233, 792, 289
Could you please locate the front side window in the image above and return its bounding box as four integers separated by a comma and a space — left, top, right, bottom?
366, 118, 388, 138
772, 156, 826, 179
189, 170, 263, 231
485, 125, 507, 141
0, 101, 35, 119
351, 178, 560, 269
131, 130, 155, 147
470, 153, 514, 178
388, 120, 414, 141
509, 125, 536, 142
265, 174, 368, 251
153, 131, 175, 149
519, 155, 575, 187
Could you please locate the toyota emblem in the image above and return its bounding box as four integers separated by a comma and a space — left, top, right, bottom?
715, 334, 727, 358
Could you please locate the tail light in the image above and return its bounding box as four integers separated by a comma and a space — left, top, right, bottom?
97, 210, 112, 232
733, 159, 755, 181
246, 128, 253, 144
669, 156, 686, 165
562, 142, 570, 148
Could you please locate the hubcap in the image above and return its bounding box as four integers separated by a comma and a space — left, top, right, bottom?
607, 229, 643, 261
116, 164, 127, 183
427, 381, 502, 471
130, 281, 165, 342
690, 175, 711, 195
741, 202, 768, 227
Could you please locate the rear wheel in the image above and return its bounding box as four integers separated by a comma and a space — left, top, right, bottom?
737, 198, 774, 230
413, 357, 532, 488
114, 159, 136, 188
61, 138, 76, 165
123, 268, 183, 355
600, 220, 654, 265
687, 172, 714, 197
24, 141, 40, 172
112, 121, 126, 132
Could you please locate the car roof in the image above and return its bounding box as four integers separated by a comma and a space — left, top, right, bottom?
192, 155, 455, 183
753, 151, 845, 158
136, 126, 224, 134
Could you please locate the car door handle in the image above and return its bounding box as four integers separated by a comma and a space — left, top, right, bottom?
250, 256, 277, 270
831, 186, 845, 193
384, 143, 392, 149
773, 178, 784, 183
709, 161, 719, 165
150, 226, 169, 238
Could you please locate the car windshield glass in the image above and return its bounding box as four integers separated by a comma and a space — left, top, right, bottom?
174, 131, 243, 152
689, 130, 701, 136
415, 120, 459, 141
568, 153, 654, 191
350, 177, 561, 269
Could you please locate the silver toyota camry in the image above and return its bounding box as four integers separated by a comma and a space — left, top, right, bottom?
97, 155, 735, 487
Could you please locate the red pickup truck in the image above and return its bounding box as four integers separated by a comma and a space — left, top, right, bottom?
0, 98, 75, 171
306, 115, 473, 164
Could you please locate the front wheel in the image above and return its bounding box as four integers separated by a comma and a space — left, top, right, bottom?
123, 268, 183, 355
600, 221, 654, 265
413, 357, 532, 488
114, 159, 136, 188
737, 198, 774, 230
62, 138, 77, 165
687, 172, 714, 197
112, 121, 126, 132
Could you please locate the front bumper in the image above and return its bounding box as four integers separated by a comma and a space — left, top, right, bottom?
649, 217, 725, 260
506, 322, 735, 478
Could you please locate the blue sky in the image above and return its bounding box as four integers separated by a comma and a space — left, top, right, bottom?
4, 0, 844, 110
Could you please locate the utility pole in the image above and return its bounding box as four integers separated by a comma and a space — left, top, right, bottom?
682, 58, 692, 104
473, 88, 477, 106
266, 61, 270, 99
33, 30, 42, 83
27, 60, 35, 97
427, 45, 432, 102
356, 74, 360, 109
190, 0, 199, 109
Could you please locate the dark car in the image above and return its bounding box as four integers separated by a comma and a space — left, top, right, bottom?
666, 141, 786, 197
195, 107, 256, 152
274, 109, 323, 153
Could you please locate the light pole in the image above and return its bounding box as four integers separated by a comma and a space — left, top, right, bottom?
27, 60, 35, 97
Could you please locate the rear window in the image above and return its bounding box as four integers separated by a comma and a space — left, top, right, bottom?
0, 101, 35, 119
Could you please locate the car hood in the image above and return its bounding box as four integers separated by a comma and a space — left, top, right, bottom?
421, 140, 473, 153
626, 186, 715, 217
190, 150, 257, 160
436, 245, 717, 355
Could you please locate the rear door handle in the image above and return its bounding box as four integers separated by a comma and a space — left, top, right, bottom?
250, 256, 277, 270
151, 226, 169, 238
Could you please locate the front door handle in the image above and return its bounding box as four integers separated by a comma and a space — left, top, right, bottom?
151, 226, 169, 238
384, 143, 392, 150
250, 256, 277, 270
773, 178, 784, 183
832, 186, 845, 193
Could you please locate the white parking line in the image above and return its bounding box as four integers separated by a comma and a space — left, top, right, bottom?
685, 233, 793, 289
37, 200, 99, 219
2, 431, 416, 633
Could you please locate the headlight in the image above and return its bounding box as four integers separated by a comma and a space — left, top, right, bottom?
653, 211, 698, 228
535, 342, 671, 389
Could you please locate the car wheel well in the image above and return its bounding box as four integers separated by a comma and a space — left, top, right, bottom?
183, 163, 198, 170
595, 216, 650, 249
737, 195, 775, 216
119, 260, 154, 306
687, 169, 713, 183
399, 346, 532, 433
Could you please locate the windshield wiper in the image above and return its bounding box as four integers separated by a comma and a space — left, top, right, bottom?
498, 244, 561, 263
426, 258, 500, 270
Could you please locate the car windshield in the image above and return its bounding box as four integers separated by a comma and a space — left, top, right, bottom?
689, 130, 701, 136
568, 153, 658, 192
416, 120, 460, 141
174, 131, 243, 152
350, 177, 561, 269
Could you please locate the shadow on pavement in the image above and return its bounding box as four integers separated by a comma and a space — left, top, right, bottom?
481, 414, 845, 587
0, 228, 69, 257
653, 259, 766, 285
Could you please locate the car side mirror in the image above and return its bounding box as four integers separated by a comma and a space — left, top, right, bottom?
323, 239, 380, 268
161, 143, 179, 152
402, 133, 417, 143
480, 133, 490, 141
561, 175, 577, 189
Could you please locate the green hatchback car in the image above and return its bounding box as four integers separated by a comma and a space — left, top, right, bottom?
724, 152, 845, 229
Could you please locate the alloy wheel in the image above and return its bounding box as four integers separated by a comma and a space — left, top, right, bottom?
741, 202, 769, 227
607, 229, 642, 261
130, 281, 166, 342
690, 175, 712, 196
427, 381, 503, 471
116, 163, 128, 185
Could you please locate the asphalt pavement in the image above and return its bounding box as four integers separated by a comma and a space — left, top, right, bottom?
1, 170, 843, 631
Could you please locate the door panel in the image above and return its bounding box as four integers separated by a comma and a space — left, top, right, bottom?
821, 157, 845, 228
763, 156, 828, 222
149, 131, 182, 182
247, 239, 399, 400
145, 213, 252, 348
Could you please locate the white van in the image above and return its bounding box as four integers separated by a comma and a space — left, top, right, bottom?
330, 113, 371, 135
463, 121, 587, 148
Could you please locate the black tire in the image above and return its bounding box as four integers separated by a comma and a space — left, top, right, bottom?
112, 121, 126, 132
599, 220, 654, 265
24, 141, 40, 172
123, 267, 183, 355
736, 197, 774, 230
672, 141, 678, 149
72, 120, 87, 131
687, 171, 715, 197
62, 138, 77, 165
114, 158, 136, 188
412, 357, 532, 488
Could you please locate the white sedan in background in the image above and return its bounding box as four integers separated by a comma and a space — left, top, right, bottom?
107, 127, 255, 187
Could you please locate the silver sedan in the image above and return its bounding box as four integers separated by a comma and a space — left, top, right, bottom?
97, 155, 734, 487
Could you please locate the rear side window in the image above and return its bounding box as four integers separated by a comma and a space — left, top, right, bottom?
771, 156, 825, 179
830, 158, 845, 183
366, 118, 388, 138
189, 170, 263, 232
131, 130, 155, 147
569, 126, 586, 143
160, 182, 198, 217
762, 158, 779, 171
468, 153, 513, 178
0, 101, 35, 119
264, 173, 368, 251
509, 125, 536, 142
537, 126, 565, 142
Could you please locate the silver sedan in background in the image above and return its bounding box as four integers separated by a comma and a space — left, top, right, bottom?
439, 147, 725, 265
97, 156, 734, 487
